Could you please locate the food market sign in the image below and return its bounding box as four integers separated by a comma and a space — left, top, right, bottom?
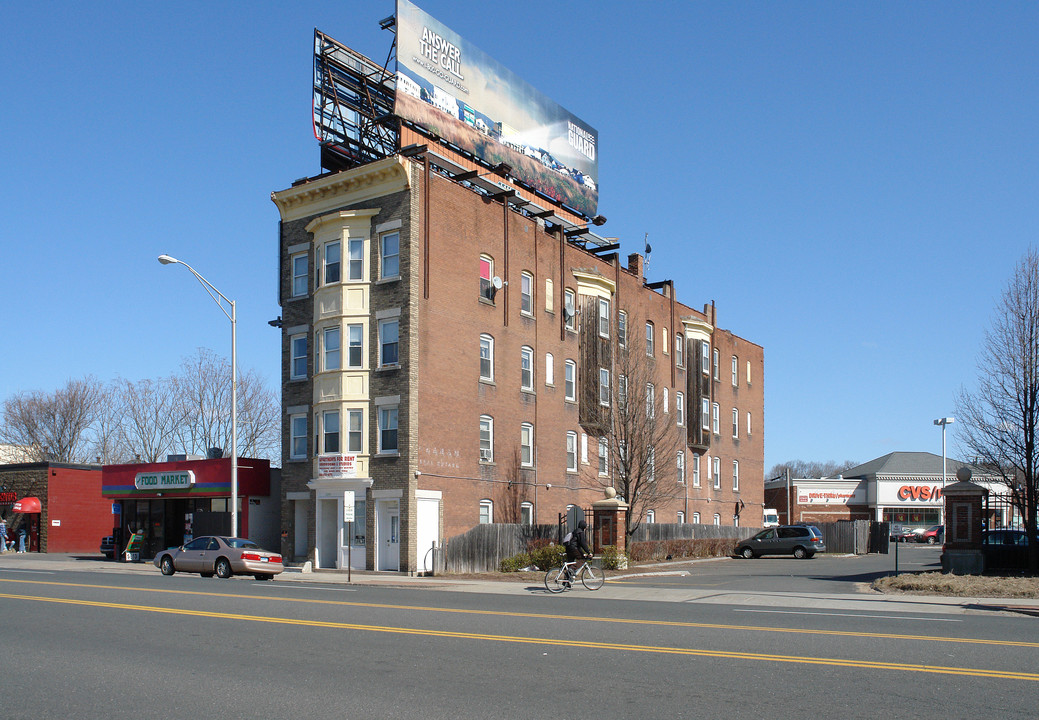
134, 470, 195, 490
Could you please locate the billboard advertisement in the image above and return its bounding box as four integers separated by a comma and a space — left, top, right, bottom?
395, 0, 599, 216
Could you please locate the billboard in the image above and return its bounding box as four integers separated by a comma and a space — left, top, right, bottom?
395, 0, 599, 216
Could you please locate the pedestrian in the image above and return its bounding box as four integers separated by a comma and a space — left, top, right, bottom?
0, 516, 6, 553
17, 526, 27, 553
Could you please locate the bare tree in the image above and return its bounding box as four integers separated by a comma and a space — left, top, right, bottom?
0, 377, 102, 462
118, 377, 181, 462
596, 330, 686, 538
957, 249, 1039, 571
86, 380, 131, 464
767, 459, 859, 480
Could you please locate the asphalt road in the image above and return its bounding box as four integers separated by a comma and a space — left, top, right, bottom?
0, 550, 1036, 720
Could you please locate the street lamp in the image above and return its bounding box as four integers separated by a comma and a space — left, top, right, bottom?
933, 417, 955, 524
158, 254, 238, 537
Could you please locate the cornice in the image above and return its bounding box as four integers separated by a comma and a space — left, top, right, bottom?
271, 157, 411, 222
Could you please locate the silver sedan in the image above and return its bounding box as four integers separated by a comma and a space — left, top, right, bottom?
154, 536, 284, 580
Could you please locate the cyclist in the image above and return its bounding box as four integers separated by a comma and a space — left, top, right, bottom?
564, 520, 592, 586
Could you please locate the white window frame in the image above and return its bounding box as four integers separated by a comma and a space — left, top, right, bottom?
347, 323, 364, 368
648, 446, 655, 482
290, 414, 307, 460
380, 230, 400, 280
323, 241, 341, 285
645, 321, 655, 356
713, 456, 721, 489
733, 460, 740, 491
545, 353, 554, 386
521, 346, 535, 391
662, 387, 669, 414
701, 342, 710, 374
747, 411, 752, 436
378, 405, 399, 455
692, 453, 700, 487
713, 348, 719, 381
646, 383, 655, 419
520, 271, 534, 316
618, 374, 627, 408
646, 510, 655, 524
564, 359, 576, 402
479, 499, 493, 524
598, 437, 608, 476
713, 513, 721, 526
677, 511, 686, 524
732, 355, 738, 387
520, 502, 533, 526
347, 408, 363, 453
618, 310, 627, 347
566, 431, 578, 472
479, 415, 493, 463
676, 391, 685, 426
712, 402, 720, 434
480, 255, 495, 301
564, 288, 577, 331
747, 360, 752, 384
677, 450, 685, 485
480, 334, 494, 381
347, 237, 364, 281
599, 368, 610, 407
675, 334, 684, 368
291, 253, 308, 297
322, 410, 340, 454
379, 318, 399, 367
323, 326, 341, 372
598, 297, 610, 338
693, 512, 700, 524
290, 333, 307, 380
520, 423, 534, 467
732, 408, 739, 438
701, 398, 710, 430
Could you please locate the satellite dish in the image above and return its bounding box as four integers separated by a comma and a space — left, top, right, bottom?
492, 276, 503, 290
564, 295, 576, 318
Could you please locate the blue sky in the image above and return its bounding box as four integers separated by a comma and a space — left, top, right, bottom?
2, 1, 1036, 472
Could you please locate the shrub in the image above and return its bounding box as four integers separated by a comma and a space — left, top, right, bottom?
528, 542, 566, 570
627, 538, 733, 563
598, 545, 626, 570
498, 552, 533, 573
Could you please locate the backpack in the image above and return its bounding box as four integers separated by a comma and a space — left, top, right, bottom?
562, 531, 574, 547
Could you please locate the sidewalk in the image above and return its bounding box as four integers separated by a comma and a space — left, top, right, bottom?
2, 551, 1038, 616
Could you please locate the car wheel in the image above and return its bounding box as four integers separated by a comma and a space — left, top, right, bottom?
160, 556, 176, 576
793, 547, 807, 559
254, 574, 272, 581
215, 558, 233, 579
927, 536, 937, 545
740, 547, 755, 559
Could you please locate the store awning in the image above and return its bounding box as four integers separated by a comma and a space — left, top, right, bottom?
12, 497, 41, 513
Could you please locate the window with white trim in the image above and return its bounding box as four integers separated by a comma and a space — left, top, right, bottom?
598, 437, 608, 475
618, 310, 627, 347
676, 391, 685, 426
379, 318, 399, 366
732, 355, 738, 387
291, 253, 308, 297
520, 423, 534, 467
712, 402, 720, 434
646, 383, 655, 419
520, 271, 533, 316
693, 511, 700, 524
713, 348, 719, 380
347, 409, 363, 452
564, 288, 577, 331
290, 334, 307, 380
646, 322, 655, 356
479, 499, 493, 524
646, 509, 655, 524
712, 456, 721, 489
290, 414, 307, 459
564, 359, 576, 401
545, 353, 554, 386
520, 502, 533, 526
701, 341, 710, 374
648, 446, 655, 482
732, 460, 740, 491
323, 326, 341, 371
521, 346, 534, 391
732, 407, 739, 438
747, 411, 752, 436
378, 406, 398, 454
479, 334, 494, 381
599, 368, 610, 406
598, 297, 610, 338
713, 513, 721, 526
618, 374, 627, 408
480, 255, 494, 301
347, 324, 363, 368
747, 360, 752, 384
323, 241, 341, 285
566, 431, 578, 472
348, 237, 364, 280
380, 231, 399, 280
677, 450, 685, 484
479, 415, 493, 462
701, 398, 710, 430
677, 511, 686, 524
322, 410, 340, 453
662, 387, 669, 414
692, 453, 700, 487
675, 334, 684, 367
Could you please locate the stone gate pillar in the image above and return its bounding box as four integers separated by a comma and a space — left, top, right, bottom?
940, 466, 988, 575
592, 487, 629, 555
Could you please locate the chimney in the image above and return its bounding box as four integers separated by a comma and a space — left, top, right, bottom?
627, 253, 644, 281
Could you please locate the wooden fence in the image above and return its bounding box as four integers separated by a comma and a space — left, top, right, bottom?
631, 523, 757, 542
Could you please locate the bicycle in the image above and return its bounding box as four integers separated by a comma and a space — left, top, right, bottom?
544, 556, 604, 593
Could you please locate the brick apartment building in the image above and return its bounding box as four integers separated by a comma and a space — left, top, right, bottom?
271, 153, 764, 573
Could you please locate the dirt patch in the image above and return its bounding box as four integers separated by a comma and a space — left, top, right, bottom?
872, 572, 1039, 598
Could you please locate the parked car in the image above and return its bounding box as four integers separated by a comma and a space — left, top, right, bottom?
734, 525, 826, 559
918, 525, 944, 544
100, 535, 115, 559
889, 525, 908, 542
153, 536, 284, 580
981, 529, 1036, 570
895, 527, 925, 542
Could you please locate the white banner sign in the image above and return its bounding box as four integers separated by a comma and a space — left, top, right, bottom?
318, 454, 357, 479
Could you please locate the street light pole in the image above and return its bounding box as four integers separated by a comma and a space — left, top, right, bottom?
159, 254, 238, 537
933, 417, 955, 525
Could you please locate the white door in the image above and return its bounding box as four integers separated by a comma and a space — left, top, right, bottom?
417, 497, 440, 573
377, 499, 400, 571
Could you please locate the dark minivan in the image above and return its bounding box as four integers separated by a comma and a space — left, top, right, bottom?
735, 525, 826, 559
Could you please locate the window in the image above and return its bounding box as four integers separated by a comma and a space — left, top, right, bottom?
646, 383, 655, 418
677, 450, 685, 484
290, 334, 307, 380
348, 237, 364, 280
599, 368, 610, 406
662, 387, 669, 414
479, 500, 493, 524
701, 341, 710, 374
713, 348, 719, 380
713, 513, 721, 526
521, 346, 534, 391
564, 288, 576, 331
618, 310, 627, 347
347, 324, 363, 368
351, 499, 366, 545
732, 355, 738, 387
322, 410, 340, 453
732, 460, 740, 491
479, 334, 494, 381
662, 327, 668, 355
291, 253, 308, 297
520, 423, 534, 467
701, 398, 710, 430
732, 408, 739, 438
712, 456, 721, 489
646, 322, 655, 356
480, 415, 493, 462
480, 255, 494, 300
545, 353, 554, 386
676, 391, 685, 426
379, 319, 399, 366
677, 511, 685, 524
347, 409, 363, 452
290, 414, 307, 459
323, 326, 341, 371
692, 453, 700, 487
693, 512, 700, 524
564, 360, 576, 401
648, 446, 655, 482
520, 272, 534, 315
520, 502, 533, 526
747, 411, 752, 436
378, 406, 398, 454
618, 374, 627, 408
598, 437, 608, 475
380, 231, 399, 279
566, 431, 578, 472
323, 241, 341, 285
544, 279, 553, 312
598, 298, 610, 338
712, 402, 720, 434
646, 510, 655, 524
747, 360, 752, 384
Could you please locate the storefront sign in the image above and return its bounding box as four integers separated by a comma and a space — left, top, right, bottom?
796, 486, 865, 505
0, 491, 16, 505
897, 485, 943, 501
318, 454, 357, 479
134, 470, 195, 491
